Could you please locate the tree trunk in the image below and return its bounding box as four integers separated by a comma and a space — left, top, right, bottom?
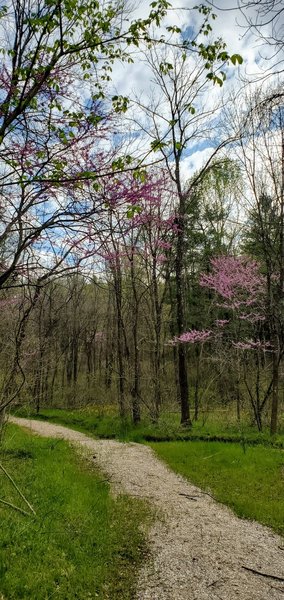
175, 202, 191, 426
194, 346, 201, 421
270, 350, 279, 434
0, 407, 6, 442
152, 255, 162, 422
113, 264, 127, 419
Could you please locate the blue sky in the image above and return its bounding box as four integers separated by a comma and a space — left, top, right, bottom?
108, 0, 282, 180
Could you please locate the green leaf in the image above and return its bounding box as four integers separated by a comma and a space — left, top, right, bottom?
126, 204, 142, 218
166, 25, 181, 34
159, 61, 173, 74
112, 95, 129, 113
133, 169, 147, 183
218, 51, 229, 62
79, 170, 94, 179
230, 54, 243, 66
150, 139, 167, 152
187, 105, 196, 115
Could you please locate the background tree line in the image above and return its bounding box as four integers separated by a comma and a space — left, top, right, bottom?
1, 97, 283, 434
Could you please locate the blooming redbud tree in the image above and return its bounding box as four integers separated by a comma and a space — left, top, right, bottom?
171, 255, 275, 430
173, 255, 267, 348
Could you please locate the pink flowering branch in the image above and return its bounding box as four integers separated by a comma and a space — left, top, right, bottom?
171, 255, 273, 353
171, 329, 212, 345
215, 319, 230, 327
232, 340, 273, 351
200, 256, 266, 312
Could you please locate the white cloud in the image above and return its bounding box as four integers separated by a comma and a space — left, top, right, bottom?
109, 1, 283, 189
180, 146, 216, 181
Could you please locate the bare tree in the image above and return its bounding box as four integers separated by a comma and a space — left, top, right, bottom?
132, 47, 237, 425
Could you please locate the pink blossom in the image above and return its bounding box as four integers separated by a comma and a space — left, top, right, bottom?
156, 253, 167, 264
101, 251, 125, 262
200, 256, 266, 316
173, 329, 212, 344
215, 319, 230, 327
156, 240, 172, 250
239, 312, 266, 322
95, 331, 105, 341
232, 340, 273, 351
162, 214, 180, 232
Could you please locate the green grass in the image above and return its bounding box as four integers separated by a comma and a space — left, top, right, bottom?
11, 406, 284, 539
14, 405, 284, 447
0, 424, 149, 600
150, 440, 284, 536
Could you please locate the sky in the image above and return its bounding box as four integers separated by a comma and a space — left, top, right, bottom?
109, 0, 283, 181
111, 0, 268, 94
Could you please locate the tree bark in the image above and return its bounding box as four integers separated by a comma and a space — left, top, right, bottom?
175, 196, 191, 426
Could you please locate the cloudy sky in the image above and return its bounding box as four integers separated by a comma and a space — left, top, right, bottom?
109, 0, 283, 181
111, 0, 275, 93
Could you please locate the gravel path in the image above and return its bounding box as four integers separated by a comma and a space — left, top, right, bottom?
11, 417, 284, 600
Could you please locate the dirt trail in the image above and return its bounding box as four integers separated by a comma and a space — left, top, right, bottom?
10, 417, 284, 600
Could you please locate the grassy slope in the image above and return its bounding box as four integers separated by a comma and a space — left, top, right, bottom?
150, 440, 284, 536
0, 424, 149, 600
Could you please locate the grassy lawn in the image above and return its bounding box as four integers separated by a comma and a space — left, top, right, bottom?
11, 406, 284, 539
13, 405, 284, 446
0, 424, 149, 600
150, 440, 284, 536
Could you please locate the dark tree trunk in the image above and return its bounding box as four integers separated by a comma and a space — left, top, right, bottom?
194, 346, 201, 421
175, 197, 191, 426
113, 263, 127, 419
152, 255, 162, 421
270, 349, 279, 435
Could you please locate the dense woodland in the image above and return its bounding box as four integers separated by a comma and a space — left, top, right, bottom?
0, 0, 283, 435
